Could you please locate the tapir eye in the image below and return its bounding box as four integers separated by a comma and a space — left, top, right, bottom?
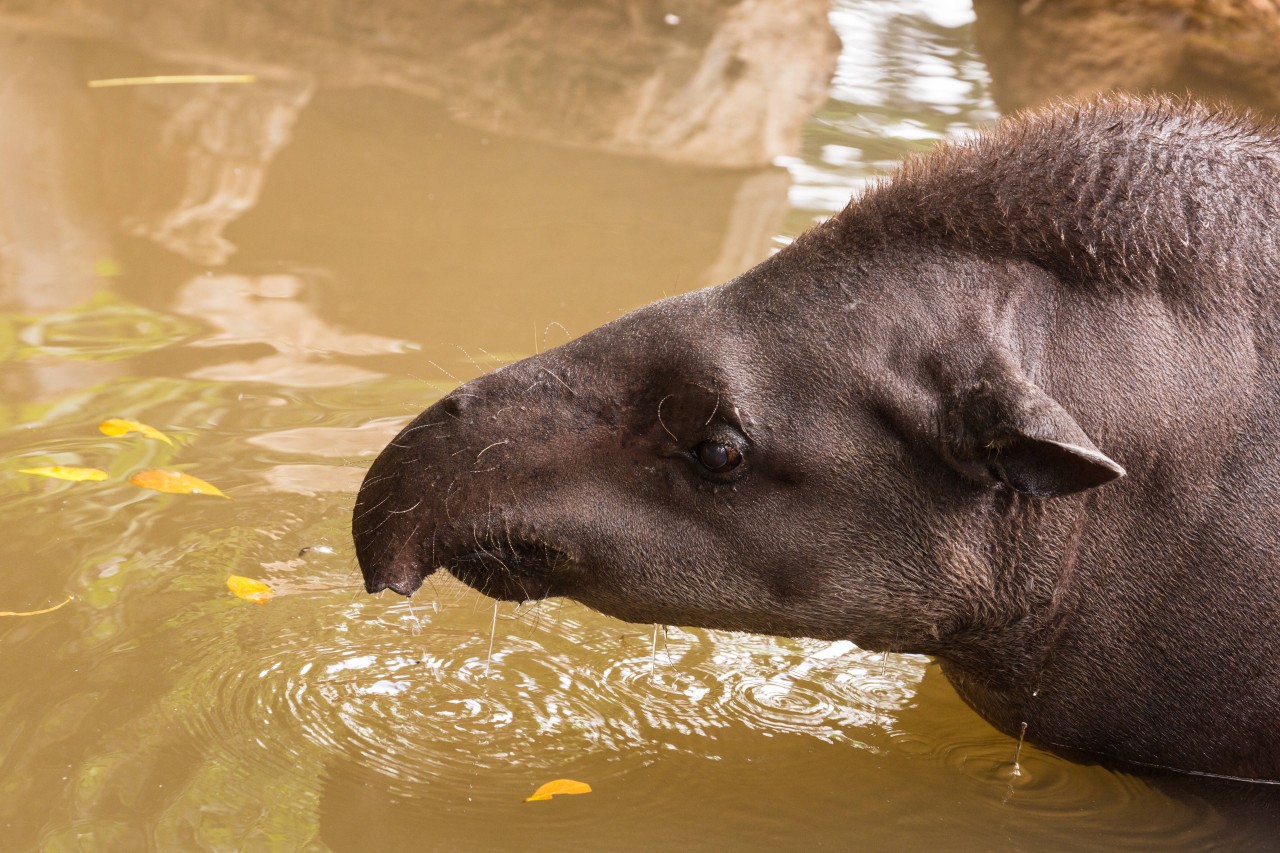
694, 440, 742, 472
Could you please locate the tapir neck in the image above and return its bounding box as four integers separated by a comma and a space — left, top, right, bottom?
928, 491, 1096, 745
935, 477, 1280, 778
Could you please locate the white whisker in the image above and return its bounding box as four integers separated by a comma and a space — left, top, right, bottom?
484, 601, 499, 678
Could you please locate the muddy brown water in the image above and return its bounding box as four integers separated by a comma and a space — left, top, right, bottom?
0, 2, 1273, 850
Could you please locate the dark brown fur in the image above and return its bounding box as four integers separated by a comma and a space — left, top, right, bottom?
846, 99, 1280, 295
354, 96, 1280, 781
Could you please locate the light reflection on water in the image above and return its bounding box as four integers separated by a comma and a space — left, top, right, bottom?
781, 0, 998, 227
0, 0, 1270, 850
172, 579, 922, 794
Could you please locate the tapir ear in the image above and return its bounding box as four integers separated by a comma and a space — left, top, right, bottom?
942, 373, 1125, 498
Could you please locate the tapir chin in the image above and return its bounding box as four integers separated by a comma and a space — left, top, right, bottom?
354, 96, 1280, 782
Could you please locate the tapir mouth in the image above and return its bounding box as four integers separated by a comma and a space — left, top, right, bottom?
445, 540, 570, 602
364, 533, 573, 602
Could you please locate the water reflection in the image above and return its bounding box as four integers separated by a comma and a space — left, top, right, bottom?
0, 32, 125, 401
176, 273, 410, 386
971, 0, 1280, 114
114, 78, 314, 265
782, 0, 997, 230
0, 0, 837, 167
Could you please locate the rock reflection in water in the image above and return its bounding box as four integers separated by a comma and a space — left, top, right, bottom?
972, 0, 1280, 114
0, 0, 837, 167
114, 79, 315, 266
175, 273, 411, 386
0, 0, 837, 397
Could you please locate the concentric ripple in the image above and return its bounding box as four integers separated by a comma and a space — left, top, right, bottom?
165, 576, 1236, 850
175, 576, 926, 796
884, 675, 1232, 847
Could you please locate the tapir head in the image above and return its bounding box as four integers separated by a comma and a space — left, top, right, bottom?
353, 227, 1124, 653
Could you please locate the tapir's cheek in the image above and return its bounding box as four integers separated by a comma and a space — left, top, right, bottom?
762, 561, 825, 604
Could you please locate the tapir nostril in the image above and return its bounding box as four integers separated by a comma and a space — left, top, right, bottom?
362, 567, 428, 597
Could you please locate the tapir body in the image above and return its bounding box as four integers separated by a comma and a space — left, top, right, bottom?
354, 97, 1280, 780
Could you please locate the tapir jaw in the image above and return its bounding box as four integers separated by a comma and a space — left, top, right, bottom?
442, 539, 573, 602
356, 478, 577, 602
362, 556, 561, 602
362, 539, 572, 601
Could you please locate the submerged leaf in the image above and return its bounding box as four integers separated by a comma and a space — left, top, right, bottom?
227, 575, 274, 604
20, 466, 109, 482
1, 595, 72, 617
99, 417, 174, 446
94, 258, 123, 278
129, 469, 228, 498
524, 779, 592, 802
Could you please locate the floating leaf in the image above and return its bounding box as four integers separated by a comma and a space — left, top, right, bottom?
227, 575, 274, 604
524, 779, 592, 802
99, 417, 174, 446
88, 74, 257, 88
0, 595, 72, 617
129, 469, 228, 498
20, 466, 109, 482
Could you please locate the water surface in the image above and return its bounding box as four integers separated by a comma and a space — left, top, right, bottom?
0, 2, 1265, 850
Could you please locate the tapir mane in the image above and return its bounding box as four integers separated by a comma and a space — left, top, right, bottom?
835, 95, 1280, 298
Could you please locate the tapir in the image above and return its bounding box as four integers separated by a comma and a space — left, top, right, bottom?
354, 96, 1280, 781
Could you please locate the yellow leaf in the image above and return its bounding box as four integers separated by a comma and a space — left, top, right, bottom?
524, 779, 592, 802
227, 575, 274, 604
20, 466, 109, 482
0, 595, 72, 617
99, 417, 174, 446
129, 469, 228, 498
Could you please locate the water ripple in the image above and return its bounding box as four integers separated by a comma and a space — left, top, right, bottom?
175, 583, 926, 795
